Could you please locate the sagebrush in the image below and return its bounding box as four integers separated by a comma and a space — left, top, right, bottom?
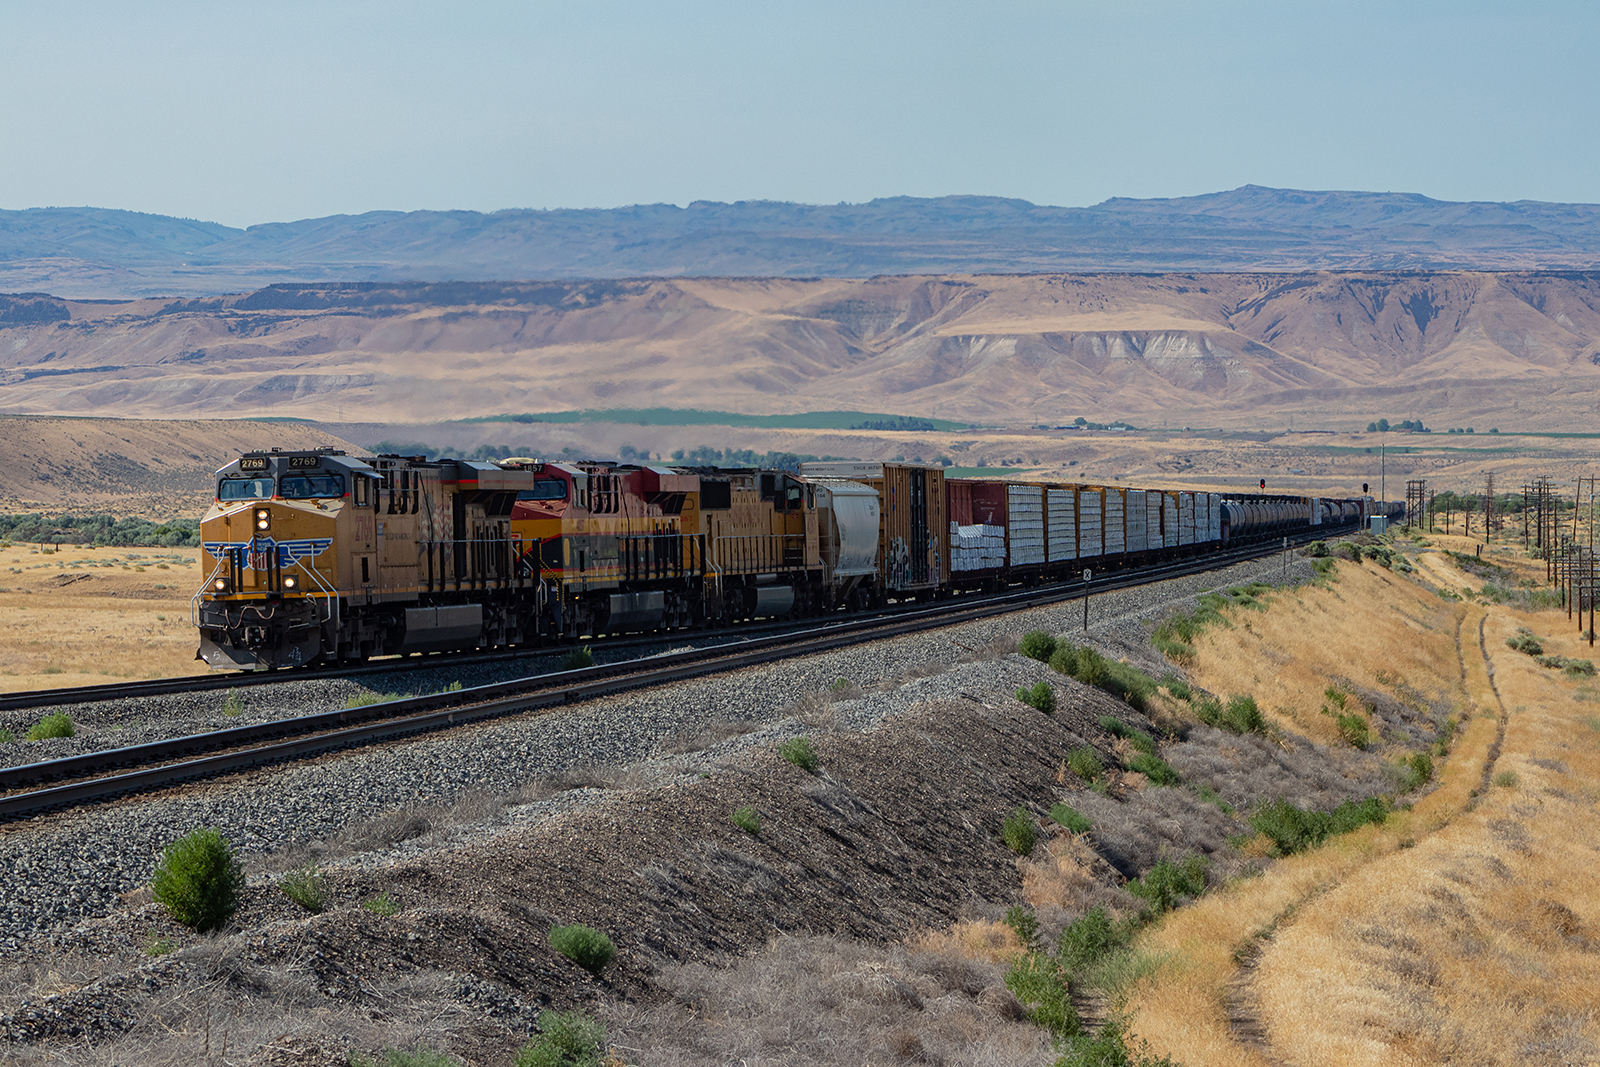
151, 827, 245, 932
549, 923, 617, 977
515, 1009, 606, 1067
26, 712, 74, 740
777, 736, 819, 772
1001, 807, 1037, 856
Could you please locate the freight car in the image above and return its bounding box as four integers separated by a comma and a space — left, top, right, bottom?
194, 448, 1370, 670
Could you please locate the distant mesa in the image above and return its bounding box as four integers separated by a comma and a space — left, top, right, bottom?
5, 185, 1600, 299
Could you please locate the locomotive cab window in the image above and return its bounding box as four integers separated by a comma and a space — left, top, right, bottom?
517, 480, 568, 502
280, 473, 346, 499
353, 476, 371, 508
219, 477, 274, 501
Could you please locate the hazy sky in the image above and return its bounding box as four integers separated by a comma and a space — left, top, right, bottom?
3, 0, 1597, 227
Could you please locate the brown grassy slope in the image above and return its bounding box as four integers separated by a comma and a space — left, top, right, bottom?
1248, 614, 1600, 1067
1124, 545, 1600, 1066
0, 417, 362, 517
5, 273, 1600, 428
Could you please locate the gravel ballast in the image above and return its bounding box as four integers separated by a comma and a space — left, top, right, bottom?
0, 553, 1322, 955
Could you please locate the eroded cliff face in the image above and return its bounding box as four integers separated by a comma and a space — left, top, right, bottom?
3, 272, 1600, 427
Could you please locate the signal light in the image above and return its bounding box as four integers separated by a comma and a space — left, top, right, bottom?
254, 508, 271, 531
282, 575, 298, 590
212, 577, 232, 593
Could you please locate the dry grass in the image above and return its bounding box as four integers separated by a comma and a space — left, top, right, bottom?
1181, 558, 1461, 749
1246, 612, 1600, 1066
0, 543, 208, 692
601, 934, 1051, 1067
1120, 539, 1600, 1065
0, 936, 474, 1067
910, 919, 1028, 966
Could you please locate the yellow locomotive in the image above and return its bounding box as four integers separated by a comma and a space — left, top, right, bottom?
195, 449, 866, 669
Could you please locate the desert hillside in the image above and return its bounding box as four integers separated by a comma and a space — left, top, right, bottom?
4, 272, 1600, 430
0, 417, 362, 518
7, 186, 1600, 298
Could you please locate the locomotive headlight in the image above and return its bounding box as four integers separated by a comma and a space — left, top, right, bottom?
282, 575, 298, 590
212, 577, 232, 593
254, 508, 271, 531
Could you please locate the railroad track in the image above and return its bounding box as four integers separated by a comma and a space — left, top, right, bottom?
0, 615, 821, 713
0, 530, 1337, 822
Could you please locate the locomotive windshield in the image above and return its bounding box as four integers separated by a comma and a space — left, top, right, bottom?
516, 480, 567, 501
219, 477, 274, 501
280, 473, 346, 499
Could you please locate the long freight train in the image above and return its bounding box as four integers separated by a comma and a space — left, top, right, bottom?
194, 450, 1388, 670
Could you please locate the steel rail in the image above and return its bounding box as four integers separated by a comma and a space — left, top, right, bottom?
0, 524, 1352, 714
0, 527, 1341, 821
0, 618, 818, 713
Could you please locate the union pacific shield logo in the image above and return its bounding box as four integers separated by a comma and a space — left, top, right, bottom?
204, 537, 333, 570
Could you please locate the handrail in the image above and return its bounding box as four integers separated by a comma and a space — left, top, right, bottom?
190, 553, 230, 626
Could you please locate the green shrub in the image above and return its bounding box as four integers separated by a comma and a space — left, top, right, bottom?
1049, 803, 1092, 834
1057, 643, 1110, 688
278, 864, 326, 913
1019, 630, 1058, 663
777, 736, 819, 773
0, 729, 13, 743
1160, 673, 1192, 701
827, 676, 854, 692
1493, 769, 1519, 789
1537, 654, 1597, 677
1335, 712, 1370, 749
1151, 634, 1194, 661
1099, 716, 1155, 754
1311, 557, 1339, 580
1004, 952, 1079, 1039
562, 645, 595, 671
151, 827, 245, 932
1055, 1016, 1179, 1067
514, 1010, 607, 1067
1223, 583, 1273, 610
1003, 904, 1042, 951
26, 713, 74, 740
1066, 747, 1104, 782
1052, 644, 1158, 710
1390, 750, 1436, 791
1307, 540, 1329, 558
1127, 855, 1207, 915
1506, 628, 1544, 656
549, 924, 617, 977
1016, 681, 1057, 714
1248, 796, 1390, 856
1055, 906, 1128, 973
1001, 807, 1038, 856
1362, 544, 1394, 568
1337, 541, 1363, 562
1196, 694, 1266, 735
363, 892, 400, 916
1151, 593, 1229, 663
1125, 752, 1182, 786
220, 690, 244, 717
731, 805, 761, 835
